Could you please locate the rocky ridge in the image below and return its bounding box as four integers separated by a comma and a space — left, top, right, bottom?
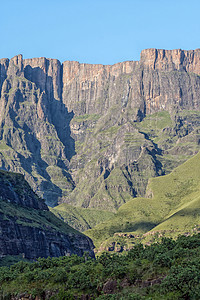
0, 49, 200, 212
0, 170, 94, 259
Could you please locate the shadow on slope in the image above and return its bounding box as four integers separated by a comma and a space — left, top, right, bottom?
85, 151, 200, 247
24, 65, 75, 161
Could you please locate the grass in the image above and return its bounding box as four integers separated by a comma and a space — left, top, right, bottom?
50, 203, 115, 232
71, 114, 100, 123
85, 196, 161, 248
46, 166, 74, 191
0, 199, 79, 235
68, 108, 200, 214
85, 151, 200, 248
0, 169, 80, 235
0, 141, 13, 151
70, 108, 199, 213
98, 125, 121, 136
138, 111, 173, 132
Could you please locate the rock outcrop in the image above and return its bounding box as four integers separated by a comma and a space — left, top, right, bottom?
0, 170, 47, 210
62, 48, 200, 116
0, 170, 94, 259
1, 49, 200, 212
0, 55, 75, 207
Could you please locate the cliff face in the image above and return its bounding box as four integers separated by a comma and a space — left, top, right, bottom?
0, 170, 47, 210
0, 55, 75, 207
62, 49, 200, 211
1, 49, 200, 212
62, 48, 200, 116
0, 170, 94, 259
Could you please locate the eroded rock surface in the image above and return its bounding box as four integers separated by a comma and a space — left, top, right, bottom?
1, 49, 200, 211
0, 170, 94, 259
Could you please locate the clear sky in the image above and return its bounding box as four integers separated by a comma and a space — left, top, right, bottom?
1, 0, 200, 65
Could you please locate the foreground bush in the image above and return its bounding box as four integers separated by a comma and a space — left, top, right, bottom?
1, 234, 200, 299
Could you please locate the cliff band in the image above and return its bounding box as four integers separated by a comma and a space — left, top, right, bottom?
0, 49, 200, 211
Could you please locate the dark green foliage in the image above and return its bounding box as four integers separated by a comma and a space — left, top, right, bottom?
161, 261, 200, 299
98, 252, 128, 280
126, 244, 144, 260
97, 294, 144, 300
1, 234, 200, 299
176, 234, 200, 249
49, 288, 74, 300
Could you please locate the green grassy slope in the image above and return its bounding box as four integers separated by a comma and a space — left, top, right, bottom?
0, 169, 80, 236
66, 109, 200, 213
0, 199, 80, 236
50, 203, 115, 232
137, 110, 200, 174
151, 194, 200, 234
85, 151, 200, 248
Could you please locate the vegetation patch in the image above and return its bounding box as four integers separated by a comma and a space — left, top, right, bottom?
138, 111, 173, 131
0, 200, 79, 235
71, 114, 101, 123
1, 234, 200, 299
85, 151, 200, 249
50, 203, 115, 232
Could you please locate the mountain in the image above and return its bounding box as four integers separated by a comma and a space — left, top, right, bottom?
0, 169, 94, 260
1, 49, 200, 211
85, 151, 200, 250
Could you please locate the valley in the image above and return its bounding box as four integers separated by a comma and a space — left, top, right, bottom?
1, 49, 200, 297
1, 49, 200, 213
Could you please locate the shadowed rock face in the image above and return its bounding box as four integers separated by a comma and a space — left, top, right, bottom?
0, 170, 47, 210
0, 215, 94, 259
0, 55, 75, 207
0, 170, 94, 259
1, 49, 200, 211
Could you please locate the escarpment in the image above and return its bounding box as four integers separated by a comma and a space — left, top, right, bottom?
62, 48, 200, 116
0, 170, 94, 259
1, 49, 200, 213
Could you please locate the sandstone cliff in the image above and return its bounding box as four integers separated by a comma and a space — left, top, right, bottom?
0, 170, 94, 259
0, 49, 200, 213
62, 48, 200, 116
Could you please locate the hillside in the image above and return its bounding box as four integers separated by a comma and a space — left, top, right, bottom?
1, 50, 200, 210
50, 203, 115, 231
85, 151, 200, 249
0, 170, 94, 261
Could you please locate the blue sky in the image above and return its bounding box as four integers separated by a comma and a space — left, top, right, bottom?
1, 0, 200, 64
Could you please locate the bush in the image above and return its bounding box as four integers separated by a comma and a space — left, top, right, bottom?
161, 263, 200, 298
176, 234, 200, 249
153, 253, 173, 267
50, 288, 74, 300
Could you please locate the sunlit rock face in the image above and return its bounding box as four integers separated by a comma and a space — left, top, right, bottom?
1, 49, 200, 210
